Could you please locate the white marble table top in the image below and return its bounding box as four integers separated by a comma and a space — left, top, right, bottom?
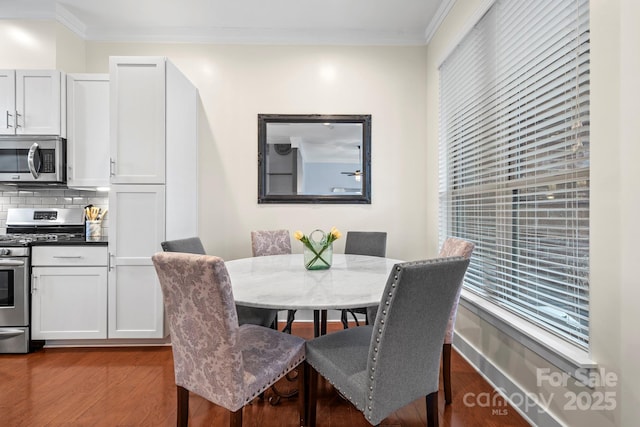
225, 254, 403, 310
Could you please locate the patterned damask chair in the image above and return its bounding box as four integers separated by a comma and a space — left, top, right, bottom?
250, 229, 297, 333
152, 252, 307, 427
161, 237, 278, 329
304, 257, 471, 427
341, 231, 387, 328
250, 229, 292, 257
438, 237, 475, 404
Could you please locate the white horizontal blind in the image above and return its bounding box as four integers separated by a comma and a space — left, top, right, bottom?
439, 0, 590, 348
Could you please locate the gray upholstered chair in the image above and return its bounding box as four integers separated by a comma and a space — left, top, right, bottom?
304, 257, 470, 427
341, 231, 387, 328
438, 237, 475, 405
161, 237, 278, 329
152, 252, 307, 427
250, 229, 297, 333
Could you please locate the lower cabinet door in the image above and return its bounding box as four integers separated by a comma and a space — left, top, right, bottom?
108, 264, 165, 339
108, 185, 166, 339
31, 267, 108, 340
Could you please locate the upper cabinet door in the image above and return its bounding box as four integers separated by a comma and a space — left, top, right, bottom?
15, 70, 64, 136
66, 74, 110, 189
109, 57, 166, 184
0, 70, 16, 135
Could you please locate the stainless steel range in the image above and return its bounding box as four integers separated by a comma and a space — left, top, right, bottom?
0, 208, 85, 353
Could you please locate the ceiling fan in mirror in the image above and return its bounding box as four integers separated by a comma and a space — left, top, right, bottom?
341, 170, 363, 181
341, 144, 362, 181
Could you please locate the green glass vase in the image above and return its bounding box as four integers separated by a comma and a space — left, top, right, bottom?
303, 229, 333, 270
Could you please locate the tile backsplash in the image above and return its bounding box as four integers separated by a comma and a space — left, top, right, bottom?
0, 188, 109, 236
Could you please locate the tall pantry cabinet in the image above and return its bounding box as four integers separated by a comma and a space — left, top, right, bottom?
108, 57, 198, 338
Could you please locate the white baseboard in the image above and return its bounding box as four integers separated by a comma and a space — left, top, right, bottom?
453, 333, 564, 427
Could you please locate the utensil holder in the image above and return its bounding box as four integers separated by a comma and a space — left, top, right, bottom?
86, 220, 101, 240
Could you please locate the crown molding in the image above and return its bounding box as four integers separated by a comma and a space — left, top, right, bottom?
55, 3, 86, 38
82, 26, 429, 46
2, 0, 440, 46
424, 0, 456, 43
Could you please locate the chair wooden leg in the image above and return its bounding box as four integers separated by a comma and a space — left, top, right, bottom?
443, 343, 452, 404
298, 362, 309, 426
426, 391, 439, 427
229, 408, 242, 427
177, 385, 189, 427
307, 365, 318, 427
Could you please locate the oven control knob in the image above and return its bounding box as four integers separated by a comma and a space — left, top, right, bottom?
0, 248, 10, 256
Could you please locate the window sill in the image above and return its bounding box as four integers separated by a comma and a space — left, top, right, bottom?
459, 290, 596, 373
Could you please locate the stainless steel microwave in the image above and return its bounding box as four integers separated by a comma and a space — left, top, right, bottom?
0, 136, 66, 185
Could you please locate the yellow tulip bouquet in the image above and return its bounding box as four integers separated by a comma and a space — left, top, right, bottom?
295, 227, 342, 270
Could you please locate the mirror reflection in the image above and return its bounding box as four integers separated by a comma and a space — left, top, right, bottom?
258, 114, 371, 204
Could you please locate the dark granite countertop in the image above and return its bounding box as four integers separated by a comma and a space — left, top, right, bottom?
29, 237, 109, 246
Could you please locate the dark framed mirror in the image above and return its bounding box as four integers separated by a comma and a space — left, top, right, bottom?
258, 114, 371, 204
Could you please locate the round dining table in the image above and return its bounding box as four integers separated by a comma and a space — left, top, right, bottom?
225, 253, 403, 336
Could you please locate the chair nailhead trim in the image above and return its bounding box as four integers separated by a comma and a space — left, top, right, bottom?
363, 264, 402, 421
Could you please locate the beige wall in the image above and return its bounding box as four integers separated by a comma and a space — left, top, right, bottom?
0, 20, 57, 68
0, 20, 84, 71
54, 22, 85, 72
617, 0, 640, 425
427, 0, 640, 425
84, 43, 429, 261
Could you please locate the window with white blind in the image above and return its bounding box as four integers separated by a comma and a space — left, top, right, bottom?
438, 0, 590, 348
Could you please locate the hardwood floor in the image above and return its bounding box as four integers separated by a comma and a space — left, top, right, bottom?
0, 322, 531, 426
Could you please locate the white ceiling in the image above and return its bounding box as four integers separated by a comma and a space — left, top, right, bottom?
0, 0, 452, 45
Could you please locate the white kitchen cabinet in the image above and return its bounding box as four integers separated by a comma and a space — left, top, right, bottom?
108, 185, 166, 339
0, 69, 66, 136
31, 246, 108, 340
109, 57, 165, 184
66, 74, 110, 189
107, 56, 198, 340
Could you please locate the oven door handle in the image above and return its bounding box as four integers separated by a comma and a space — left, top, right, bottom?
28, 142, 41, 179
0, 260, 25, 266
0, 329, 25, 339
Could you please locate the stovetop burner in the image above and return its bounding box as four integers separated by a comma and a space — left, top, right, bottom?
3, 208, 88, 246
0, 233, 84, 243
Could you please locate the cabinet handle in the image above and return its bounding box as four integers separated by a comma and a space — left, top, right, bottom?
108, 252, 114, 271
15, 110, 21, 128
31, 275, 37, 293
109, 158, 116, 177
0, 329, 25, 338
5, 111, 12, 129
52, 255, 83, 259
